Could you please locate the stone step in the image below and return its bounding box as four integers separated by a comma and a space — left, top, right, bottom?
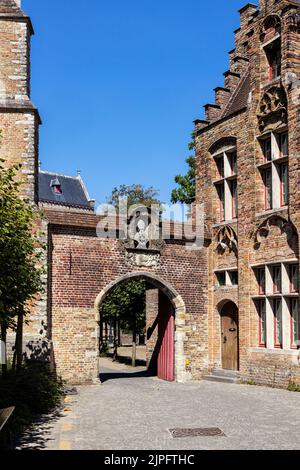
202, 375, 238, 384
212, 369, 239, 379
203, 369, 239, 384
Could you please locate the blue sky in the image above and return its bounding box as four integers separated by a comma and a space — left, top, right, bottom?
23, 0, 258, 206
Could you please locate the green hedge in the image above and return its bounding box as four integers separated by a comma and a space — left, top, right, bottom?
0, 363, 64, 447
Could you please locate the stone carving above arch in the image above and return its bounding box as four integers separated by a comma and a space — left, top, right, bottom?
121, 204, 165, 253
216, 225, 238, 255
257, 86, 287, 133
252, 215, 298, 254
125, 250, 161, 268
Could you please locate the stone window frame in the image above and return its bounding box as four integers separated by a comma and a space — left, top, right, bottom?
212, 144, 238, 223
257, 130, 289, 212
256, 298, 267, 347
252, 260, 299, 351
260, 13, 282, 87
263, 37, 282, 82
214, 267, 238, 288
290, 298, 300, 350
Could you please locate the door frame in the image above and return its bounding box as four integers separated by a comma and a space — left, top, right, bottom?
219, 301, 239, 371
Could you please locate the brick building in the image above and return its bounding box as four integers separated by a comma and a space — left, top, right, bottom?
0, 0, 300, 387
195, 0, 300, 387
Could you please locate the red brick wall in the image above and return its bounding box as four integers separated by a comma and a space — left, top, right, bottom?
49, 225, 208, 383
195, 0, 300, 388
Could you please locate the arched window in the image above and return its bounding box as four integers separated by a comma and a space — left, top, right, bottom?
261, 15, 282, 83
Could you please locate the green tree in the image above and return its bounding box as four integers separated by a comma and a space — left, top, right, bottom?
100, 280, 146, 366
171, 133, 196, 205
103, 184, 163, 366
108, 184, 161, 209
0, 159, 43, 374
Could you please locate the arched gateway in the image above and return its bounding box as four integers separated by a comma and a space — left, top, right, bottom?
46, 211, 208, 385
95, 272, 186, 383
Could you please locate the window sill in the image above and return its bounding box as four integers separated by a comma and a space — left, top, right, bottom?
214, 267, 238, 273
255, 206, 288, 219
274, 155, 288, 164
213, 178, 225, 185
257, 161, 272, 171
249, 347, 299, 357
261, 34, 281, 50
252, 294, 299, 300
214, 285, 238, 290
213, 219, 238, 228
261, 75, 281, 89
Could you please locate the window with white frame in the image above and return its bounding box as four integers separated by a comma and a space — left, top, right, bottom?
273, 298, 283, 348
291, 298, 299, 349
258, 131, 289, 211
256, 299, 266, 347
214, 147, 238, 222
215, 269, 238, 287
253, 262, 299, 349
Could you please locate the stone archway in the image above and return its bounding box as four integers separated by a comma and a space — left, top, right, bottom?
94, 272, 188, 383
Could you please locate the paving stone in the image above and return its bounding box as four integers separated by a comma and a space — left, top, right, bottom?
18, 360, 300, 450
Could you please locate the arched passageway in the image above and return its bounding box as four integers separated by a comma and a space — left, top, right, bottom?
95, 272, 186, 383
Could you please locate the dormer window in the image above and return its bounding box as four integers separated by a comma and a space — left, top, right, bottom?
50, 178, 63, 195
265, 39, 281, 81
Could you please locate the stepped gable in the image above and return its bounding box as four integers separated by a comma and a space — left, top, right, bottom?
0, 0, 25, 16
196, 3, 258, 130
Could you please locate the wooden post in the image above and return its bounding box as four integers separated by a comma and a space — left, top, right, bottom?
132, 318, 137, 368
118, 321, 121, 347
14, 311, 23, 370
113, 316, 118, 361
99, 319, 103, 351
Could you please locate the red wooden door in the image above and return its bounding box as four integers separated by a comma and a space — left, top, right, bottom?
157, 294, 175, 382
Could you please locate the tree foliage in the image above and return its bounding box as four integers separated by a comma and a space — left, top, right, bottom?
0, 157, 43, 369
100, 279, 146, 335
102, 184, 163, 353
108, 184, 161, 209
171, 133, 196, 205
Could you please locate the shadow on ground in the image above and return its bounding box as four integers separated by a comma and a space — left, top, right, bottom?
15, 406, 65, 450
106, 353, 146, 368
100, 369, 155, 383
